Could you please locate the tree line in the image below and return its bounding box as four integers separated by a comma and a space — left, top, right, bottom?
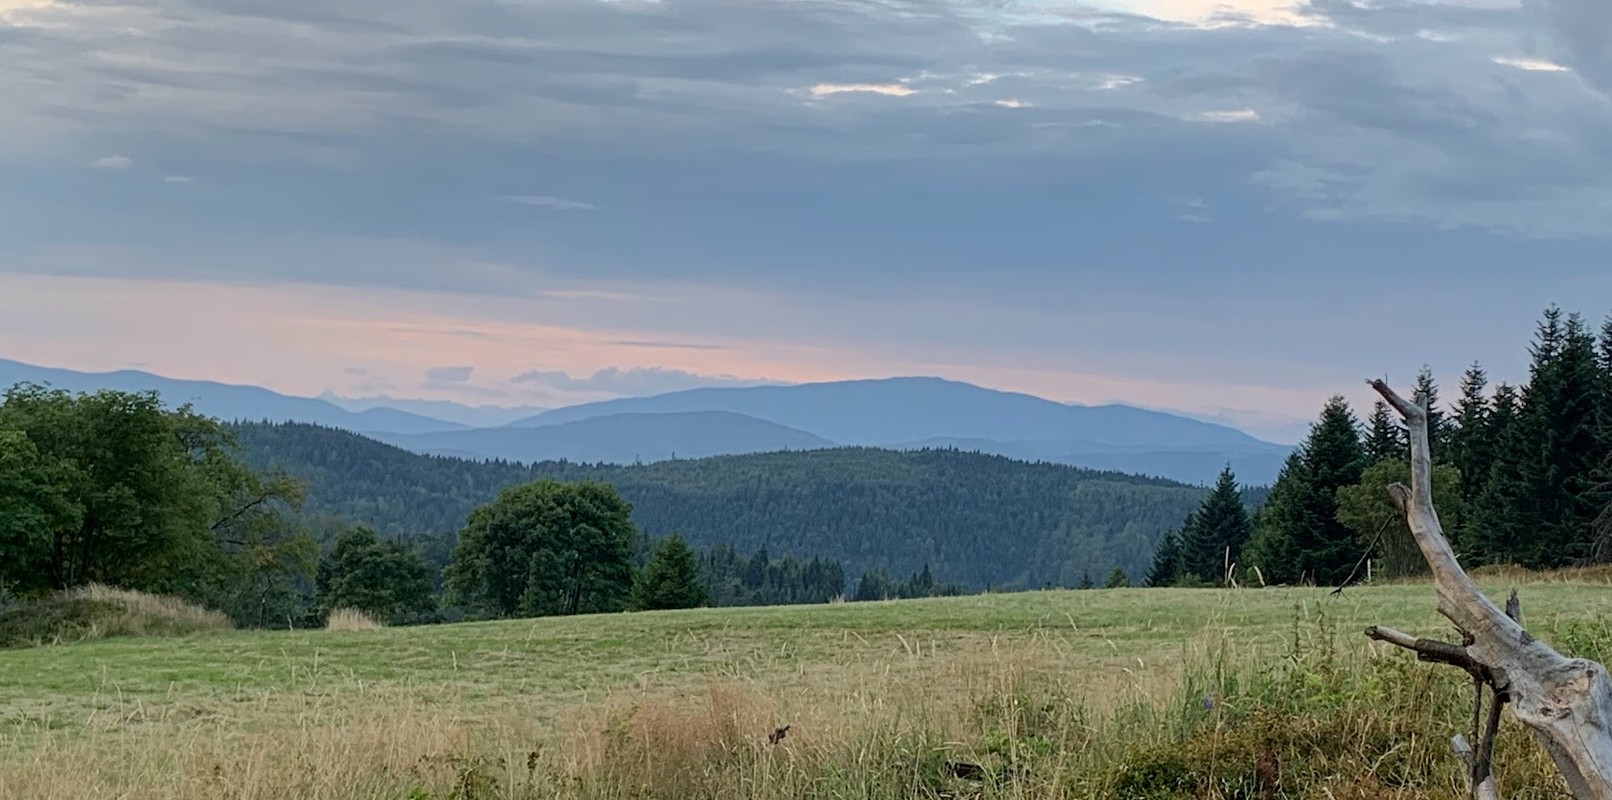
1147, 306, 1612, 587
0, 382, 969, 624
230, 423, 1241, 590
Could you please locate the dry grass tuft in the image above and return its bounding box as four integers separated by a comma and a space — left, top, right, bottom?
0, 583, 231, 648
325, 607, 385, 631
67, 584, 233, 629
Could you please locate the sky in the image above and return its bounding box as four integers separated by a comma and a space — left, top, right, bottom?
2, 0, 1610, 444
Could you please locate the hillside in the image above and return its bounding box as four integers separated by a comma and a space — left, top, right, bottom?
369, 410, 835, 463
232, 422, 1229, 589
0, 358, 466, 435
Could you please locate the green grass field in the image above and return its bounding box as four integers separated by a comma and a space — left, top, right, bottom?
5, 580, 1612, 799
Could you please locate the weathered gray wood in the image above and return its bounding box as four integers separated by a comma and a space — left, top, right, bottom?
1366, 378, 1612, 800
1453, 734, 1501, 800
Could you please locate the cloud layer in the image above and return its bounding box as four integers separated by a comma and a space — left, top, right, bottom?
3, 0, 1611, 439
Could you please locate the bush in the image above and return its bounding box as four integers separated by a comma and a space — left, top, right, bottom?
0, 583, 232, 648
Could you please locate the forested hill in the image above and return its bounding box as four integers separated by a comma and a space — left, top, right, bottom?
232, 422, 1246, 590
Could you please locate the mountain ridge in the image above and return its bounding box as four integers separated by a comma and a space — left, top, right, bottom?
370, 410, 835, 464
0, 358, 466, 435
506, 376, 1272, 449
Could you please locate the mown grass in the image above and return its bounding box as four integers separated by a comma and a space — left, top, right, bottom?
2, 579, 1610, 798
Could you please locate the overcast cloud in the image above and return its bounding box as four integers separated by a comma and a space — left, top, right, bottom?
1, 0, 1609, 438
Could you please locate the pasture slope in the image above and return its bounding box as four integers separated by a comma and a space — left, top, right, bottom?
4, 577, 1612, 799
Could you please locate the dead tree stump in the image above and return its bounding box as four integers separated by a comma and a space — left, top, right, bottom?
1363, 378, 1612, 800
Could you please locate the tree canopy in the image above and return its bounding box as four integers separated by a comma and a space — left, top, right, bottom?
631, 533, 708, 611
446, 479, 638, 618
0, 384, 305, 604
315, 525, 438, 624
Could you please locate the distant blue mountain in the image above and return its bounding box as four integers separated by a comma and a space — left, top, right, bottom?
1, 360, 1292, 485
508, 377, 1269, 448
371, 411, 834, 464
318, 392, 546, 428
0, 359, 466, 435
504, 378, 1290, 484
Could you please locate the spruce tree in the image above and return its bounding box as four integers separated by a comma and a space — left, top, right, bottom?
1414, 365, 1453, 462
1469, 382, 1525, 562
1241, 449, 1307, 585
1243, 397, 1364, 585
631, 533, 708, 610
1518, 312, 1607, 566
1180, 465, 1252, 585
1363, 400, 1407, 464
1145, 531, 1182, 588
1448, 362, 1493, 506
1105, 567, 1131, 588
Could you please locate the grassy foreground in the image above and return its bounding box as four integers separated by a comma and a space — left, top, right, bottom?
4, 580, 1612, 799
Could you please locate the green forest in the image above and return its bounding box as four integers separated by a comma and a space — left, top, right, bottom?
1148, 306, 1612, 588
7, 304, 1609, 628
231, 423, 1230, 590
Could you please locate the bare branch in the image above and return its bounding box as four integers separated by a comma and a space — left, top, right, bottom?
1366, 626, 1486, 680
1364, 376, 1612, 800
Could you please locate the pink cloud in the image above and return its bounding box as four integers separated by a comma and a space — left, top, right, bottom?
0, 272, 1335, 434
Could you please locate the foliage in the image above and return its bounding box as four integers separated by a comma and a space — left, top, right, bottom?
1177, 466, 1252, 585
315, 526, 438, 625
1144, 532, 1181, 588
1361, 400, 1406, 464
446, 480, 638, 618
631, 534, 708, 610
1245, 306, 1612, 577
1104, 567, 1131, 588
1467, 309, 1610, 567
234, 425, 1231, 590
1243, 396, 1366, 585
1334, 459, 1464, 579
700, 543, 845, 606
851, 564, 962, 600
0, 384, 311, 614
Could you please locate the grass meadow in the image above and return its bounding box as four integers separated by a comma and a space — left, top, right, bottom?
5, 576, 1612, 799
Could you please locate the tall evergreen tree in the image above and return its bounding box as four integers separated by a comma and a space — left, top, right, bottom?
1363, 400, 1407, 464
632, 533, 708, 610
1448, 362, 1493, 506
1145, 531, 1182, 588
1471, 309, 1606, 567
1414, 365, 1453, 462
1179, 465, 1252, 585
1105, 567, 1131, 588
1241, 449, 1307, 585
1522, 312, 1608, 566
1242, 397, 1365, 585
1469, 382, 1525, 562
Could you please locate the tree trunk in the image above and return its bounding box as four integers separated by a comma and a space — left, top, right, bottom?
1364, 378, 1612, 799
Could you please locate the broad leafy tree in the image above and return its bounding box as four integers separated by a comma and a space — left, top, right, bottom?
446, 479, 637, 617
0, 384, 300, 598
1335, 459, 1463, 579
316, 525, 437, 624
